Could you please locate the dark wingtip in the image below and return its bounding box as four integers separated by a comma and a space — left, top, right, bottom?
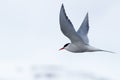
60, 3, 64, 12
84, 12, 89, 23
62, 3, 64, 6
60, 3, 66, 16
61, 3, 64, 9
86, 12, 89, 18
86, 12, 88, 15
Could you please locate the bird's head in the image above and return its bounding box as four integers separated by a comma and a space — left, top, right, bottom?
59, 43, 70, 50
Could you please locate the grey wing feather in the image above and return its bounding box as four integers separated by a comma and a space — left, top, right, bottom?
59, 4, 84, 43
77, 13, 89, 44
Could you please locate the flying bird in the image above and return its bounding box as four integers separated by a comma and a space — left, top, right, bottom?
59, 4, 113, 53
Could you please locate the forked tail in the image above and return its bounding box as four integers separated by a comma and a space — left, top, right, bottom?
99, 49, 115, 54
87, 46, 115, 53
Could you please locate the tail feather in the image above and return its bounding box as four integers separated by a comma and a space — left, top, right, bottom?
99, 50, 115, 54
87, 46, 115, 53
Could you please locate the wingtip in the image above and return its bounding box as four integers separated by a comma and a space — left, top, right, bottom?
87, 12, 88, 14
86, 12, 89, 17
60, 3, 66, 15
60, 3, 65, 12
61, 3, 64, 8
84, 12, 89, 22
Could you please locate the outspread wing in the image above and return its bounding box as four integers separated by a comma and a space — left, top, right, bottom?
59, 4, 83, 43
77, 13, 89, 44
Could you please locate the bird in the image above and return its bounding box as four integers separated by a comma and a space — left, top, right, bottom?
59, 4, 114, 53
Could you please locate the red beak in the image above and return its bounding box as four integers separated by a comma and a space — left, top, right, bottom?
59, 47, 64, 50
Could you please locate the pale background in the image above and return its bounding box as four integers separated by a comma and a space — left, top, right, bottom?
0, 0, 120, 80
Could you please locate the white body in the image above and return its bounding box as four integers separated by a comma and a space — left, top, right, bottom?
65, 42, 102, 53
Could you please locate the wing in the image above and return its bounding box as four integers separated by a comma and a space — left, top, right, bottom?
59, 4, 83, 43
77, 13, 89, 44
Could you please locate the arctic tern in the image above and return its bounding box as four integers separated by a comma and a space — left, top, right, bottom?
59, 4, 113, 53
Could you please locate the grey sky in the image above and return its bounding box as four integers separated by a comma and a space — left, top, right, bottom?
0, 0, 120, 80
